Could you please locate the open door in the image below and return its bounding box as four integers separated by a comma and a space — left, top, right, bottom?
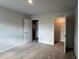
24, 19, 32, 42
65, 16, 74, 53
54, 16, 74, 53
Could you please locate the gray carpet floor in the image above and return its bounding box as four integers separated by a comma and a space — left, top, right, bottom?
0, 41, 76, 59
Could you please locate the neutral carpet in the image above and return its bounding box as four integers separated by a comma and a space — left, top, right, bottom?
0, 41, 76, 59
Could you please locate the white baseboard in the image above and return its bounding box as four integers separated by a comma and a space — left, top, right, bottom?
60, 40, 64, 42
0, 42, 26, 53
38, 40, 54, 45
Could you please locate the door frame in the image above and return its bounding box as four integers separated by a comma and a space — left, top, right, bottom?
32, 20, 38, 41
53, 16, 67, 53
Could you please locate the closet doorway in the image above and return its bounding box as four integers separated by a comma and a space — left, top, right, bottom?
32, 20, 38, 42
54, 17, 66, 53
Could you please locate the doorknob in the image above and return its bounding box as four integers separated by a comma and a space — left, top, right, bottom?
64, 35, 67, 37
25, 32, 27, 33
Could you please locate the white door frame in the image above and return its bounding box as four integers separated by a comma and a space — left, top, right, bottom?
64, 17, 66, 53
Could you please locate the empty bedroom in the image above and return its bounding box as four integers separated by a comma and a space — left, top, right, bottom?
0, 0, 78, 59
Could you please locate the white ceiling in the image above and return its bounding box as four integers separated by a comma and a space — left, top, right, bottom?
0, 0, 76, 15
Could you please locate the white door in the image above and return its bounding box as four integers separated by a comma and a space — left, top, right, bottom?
24, 19, 32, 42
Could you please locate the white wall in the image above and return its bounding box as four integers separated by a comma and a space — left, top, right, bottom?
0, 7, 27, 53
32, 11, 74, 45
74, 5, 78, 59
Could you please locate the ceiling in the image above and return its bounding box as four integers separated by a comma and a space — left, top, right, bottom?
0, 0, 76, 15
